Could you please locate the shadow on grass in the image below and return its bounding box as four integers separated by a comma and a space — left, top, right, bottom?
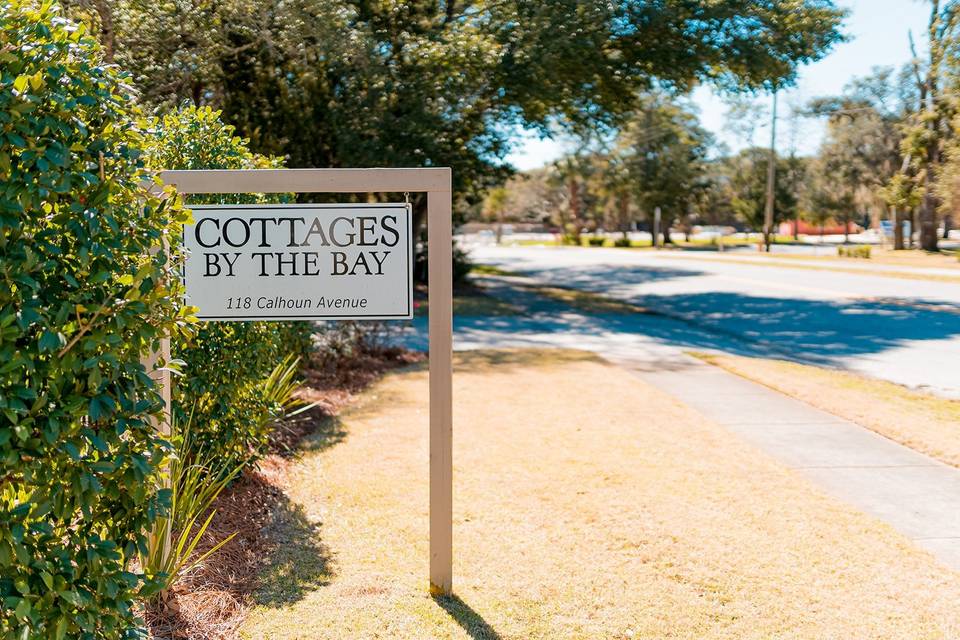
433, 594, 503, 640
298, 413, 348, 453
251, 497, 336, 608
143, 472, 335, 634
453, 347, 601, 372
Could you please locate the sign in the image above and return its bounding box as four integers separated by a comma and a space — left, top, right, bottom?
160, 167, 452, 596
183, 203, 413, 321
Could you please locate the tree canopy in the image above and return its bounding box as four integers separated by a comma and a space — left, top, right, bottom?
69, 0, 846, 208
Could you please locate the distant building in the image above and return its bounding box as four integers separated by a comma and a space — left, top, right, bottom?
779, 220, 861, 236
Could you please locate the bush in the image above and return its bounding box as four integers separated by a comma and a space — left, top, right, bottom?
0, 3, 191, 637
587, 237, 607, 247
141, 413, 240, 603
144, 106, 313, 471
453, 242, 473, 283
838, 245, 871, 259
413, 239, 473, 285
613, 237, 632, 247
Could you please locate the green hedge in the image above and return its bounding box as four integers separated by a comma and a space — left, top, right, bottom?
145, 106, 313, 470
0, 3, 191, 637
837, 244, 871, 259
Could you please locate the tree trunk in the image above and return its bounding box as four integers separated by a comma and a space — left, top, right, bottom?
893, 206, 904, 250
763, 91, 778, 253
652, 207, 660, 248
93, 0, 114, 63
412, 193, 428, 239
910, 208, 918, 249
944, 213, 953, 239
568, 179, 580, 240
920, 187, 939, 250
619, 192, 630, 236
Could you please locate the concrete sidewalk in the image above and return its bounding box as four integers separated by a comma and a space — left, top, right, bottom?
621, 352, 960, 570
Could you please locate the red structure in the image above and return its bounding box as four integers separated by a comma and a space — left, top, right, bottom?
779, 220, 861, 236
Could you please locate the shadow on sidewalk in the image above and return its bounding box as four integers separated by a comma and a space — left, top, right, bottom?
437, 283, 960, 367
635, 291, 960, 363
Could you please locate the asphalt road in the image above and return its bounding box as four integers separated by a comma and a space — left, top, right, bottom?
466, 244, 960, 397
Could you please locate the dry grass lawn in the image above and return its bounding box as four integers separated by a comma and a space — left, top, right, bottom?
663, 249, 960, 284
414, 285, 520, 318
780, 247, 960, 270
695, 352, 960, 469
241, 349, 960, 640
517, 282, 644, 314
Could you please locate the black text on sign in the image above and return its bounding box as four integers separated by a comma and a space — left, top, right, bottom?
183, 204, 413, 320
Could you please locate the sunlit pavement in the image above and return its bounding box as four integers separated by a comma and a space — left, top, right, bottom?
456, 244, 960, 398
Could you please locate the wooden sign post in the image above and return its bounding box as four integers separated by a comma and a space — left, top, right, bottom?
154, 168, 453, 595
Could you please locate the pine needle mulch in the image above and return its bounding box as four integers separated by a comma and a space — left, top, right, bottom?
240, 349, 960, 640
144, 345, 423, 640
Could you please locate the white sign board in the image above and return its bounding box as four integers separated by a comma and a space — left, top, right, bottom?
183, 204, 412, 320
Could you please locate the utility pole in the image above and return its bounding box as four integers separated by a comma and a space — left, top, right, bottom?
763, 90, 778, 252
653, 206, 661, 248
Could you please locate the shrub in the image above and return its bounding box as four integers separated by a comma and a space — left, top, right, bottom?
413, 239, 473, 285
587, 237, 607, 247
453, 242, 473, 283
613, 237, 632, 247
838, 245, 871, 259
142, 358, 304, 603
141, 413, 240, 603
0, 3, 191, 637
144, 106, 314, 470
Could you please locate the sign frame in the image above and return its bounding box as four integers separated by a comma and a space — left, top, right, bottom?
154, 168, 454, 596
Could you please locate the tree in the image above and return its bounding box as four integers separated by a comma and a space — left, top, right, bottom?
723, 94, 770, 148
690, 169, 738, 228
482, 187, 509, 243
552, 153, 602, 240
815, 153, 859, 242
70, 0, 846, 233
618, 94, 714, 243
591, 151, 635, 239
496, 168, 566, 227
893, 0, 960, 250
729, 148, 801, 235
806, 159, 857, 240
935, 110, 960, 227
782, 95, 810, 240
809, 66, 916, 247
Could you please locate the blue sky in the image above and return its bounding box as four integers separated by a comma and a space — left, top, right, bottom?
505, 0, 930, 170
